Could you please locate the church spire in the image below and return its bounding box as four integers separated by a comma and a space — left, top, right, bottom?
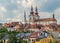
35, 6, 38, 15
35, 6, 38, 12
31, 5, 33, 12
24, 11, 26, 23
34, 6, 40, 20
53, 13, 55, 18
30, 5, 34, 15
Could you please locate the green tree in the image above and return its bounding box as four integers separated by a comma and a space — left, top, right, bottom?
0, 28, 20, 43
7, 34, 17, 43
0, 33, 6, 40
0, 40, 3, 43
21, 40, 27, 43
0, 28, 8, 33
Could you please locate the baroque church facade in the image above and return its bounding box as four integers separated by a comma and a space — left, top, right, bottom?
24, 6, 57, 29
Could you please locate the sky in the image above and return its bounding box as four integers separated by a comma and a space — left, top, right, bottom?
0, 0, 60, 24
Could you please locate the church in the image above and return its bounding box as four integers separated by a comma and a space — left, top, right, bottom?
24, 6, 57, 29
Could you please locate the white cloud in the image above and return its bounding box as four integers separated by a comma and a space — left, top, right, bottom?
12, 10, 19, 14
14, 13, 24, 21
12, 10, 23, 19
11, 0, 14, 3
11, 0, 21, 5
44, 0, 48, 2
21, 0, 49, 9
17, 0, 21, 4
57, 19, 60, 24
39, 12, 52, 18
54, 8, 60, 16
6, 18, 11, 21
5, 9, 24, 22
0, 6, 7, 12
0, 14, 4, 19
21, 0, 36, 8
0, 6, 7, 20
6, 18, 21, 22
53, 8, 60, 24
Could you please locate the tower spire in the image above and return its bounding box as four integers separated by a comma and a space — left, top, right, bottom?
24, 11, 26, 23
53, 13, 55, 18
30, 5, 34, 15
35, 6, 38, 15
34, 6, 40, 20
35, 6, 38, 12
31, 5, 33, 12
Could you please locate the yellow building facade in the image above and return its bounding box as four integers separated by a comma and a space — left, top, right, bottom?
35, 35, 53, 43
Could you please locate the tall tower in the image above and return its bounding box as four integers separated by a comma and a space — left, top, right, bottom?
52, 13, 57, 24
34, 6, 39, 20
24, 11, 27, 24
30, 5, 34, 14
29, 5, 35, 21
29, 6, 36, 29
35, 6, 38, 14
53, 13, 55, 19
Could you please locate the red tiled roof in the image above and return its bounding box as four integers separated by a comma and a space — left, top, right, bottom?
29, 32, 38, 38
35, 18, 57, 22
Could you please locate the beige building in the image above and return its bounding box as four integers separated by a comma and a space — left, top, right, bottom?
35, 35, 53, 43
28, 6, 57, 29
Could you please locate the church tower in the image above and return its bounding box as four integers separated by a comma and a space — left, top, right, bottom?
29, 5, 35, 22
24, 11, 26, 23
53, 13, 55, 19
34, 6, 40, 20
29, 6, 36, 29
